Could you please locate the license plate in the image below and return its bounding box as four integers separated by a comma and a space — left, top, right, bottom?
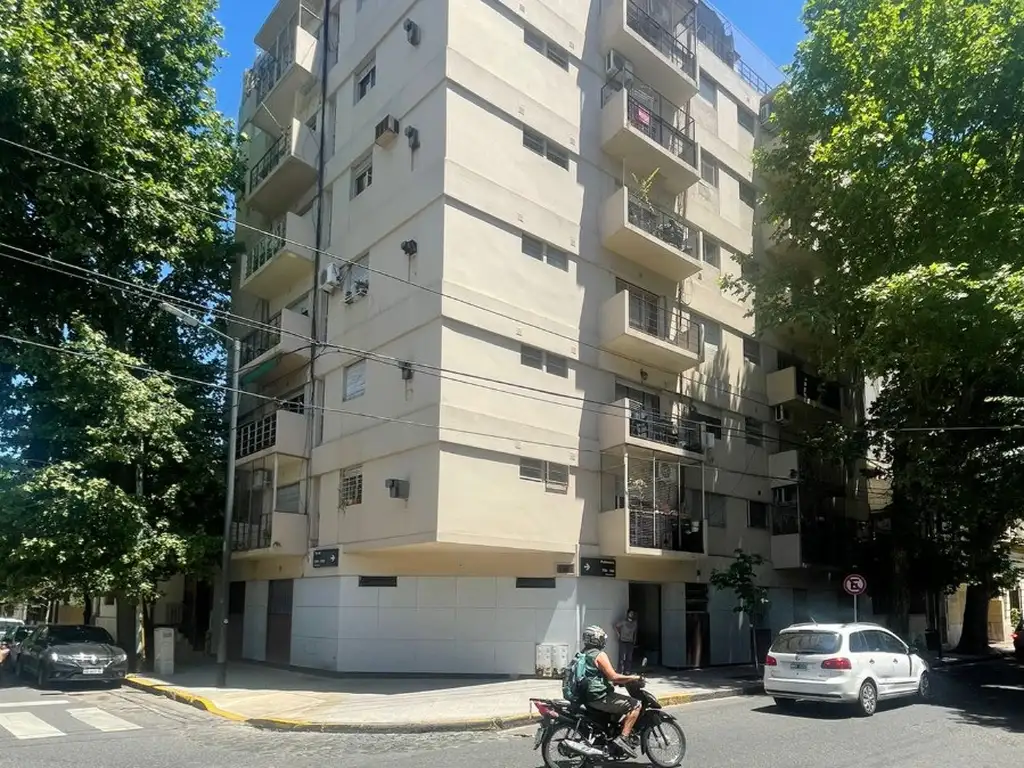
533, 727, 545, 750
790, 662, 807, 670
82, 668, 103, 675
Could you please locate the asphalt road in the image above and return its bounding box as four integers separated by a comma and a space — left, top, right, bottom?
0, 658, 1019, 768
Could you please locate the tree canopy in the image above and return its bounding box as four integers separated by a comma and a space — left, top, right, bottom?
730, 0, 1024, 650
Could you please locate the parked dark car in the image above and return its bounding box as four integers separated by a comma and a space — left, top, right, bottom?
2, 625, 32, 668
16, 624, 127, 687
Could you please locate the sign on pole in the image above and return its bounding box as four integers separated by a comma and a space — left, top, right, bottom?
843, 573, 867, 622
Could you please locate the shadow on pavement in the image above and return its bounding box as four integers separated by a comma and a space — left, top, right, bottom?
926, 656, 1024, 733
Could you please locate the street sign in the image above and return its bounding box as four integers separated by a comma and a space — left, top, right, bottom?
581, 557, 616, 578
843, 573, 867, 596
312, 547, 339, 568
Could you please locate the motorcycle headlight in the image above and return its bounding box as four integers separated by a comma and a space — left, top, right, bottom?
47, 651, 59, 662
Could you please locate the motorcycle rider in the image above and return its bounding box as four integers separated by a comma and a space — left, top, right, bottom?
578, 625, 642, 758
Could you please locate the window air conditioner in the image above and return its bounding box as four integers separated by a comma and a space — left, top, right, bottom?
374, 115, 400, 148
320, 262, 343, 293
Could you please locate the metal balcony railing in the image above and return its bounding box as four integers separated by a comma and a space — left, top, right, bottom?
626, 192, 692, 252
240, 312, 282, 367
601, 73, 697, 167
231, 512, 272, 551
236, 412, 279, 459
244, 218, 287, 280
695, 24, 770, 94
628, 506, 703, 553
626, 403, 703, 452
624, 290, 702, 356
248, 127, 291, 196
626, 0, 697, 79
244, 35, 295, 102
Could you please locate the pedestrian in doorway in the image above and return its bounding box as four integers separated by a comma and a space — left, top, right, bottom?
615, 609, 638, 674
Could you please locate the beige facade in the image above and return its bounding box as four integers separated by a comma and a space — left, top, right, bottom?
225, 0, 870, 674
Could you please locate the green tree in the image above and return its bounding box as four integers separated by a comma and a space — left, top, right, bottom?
727, 0, 1024, 649
710, 549, 770, 669
0, 0, 240, 649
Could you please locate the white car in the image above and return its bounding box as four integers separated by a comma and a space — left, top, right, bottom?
763, 622, 931, 716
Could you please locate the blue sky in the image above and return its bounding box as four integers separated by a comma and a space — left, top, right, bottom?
211, 0, 807, 120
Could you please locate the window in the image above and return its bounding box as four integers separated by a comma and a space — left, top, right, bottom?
523, 27, 569, 70
352, 156, 372, 197
345, 254, 370, 300
700, 152, 719, 187
704, 492, 726, 527
692, 407, 723, 439
694, 315, 721, 347
770, 631, 842, 655
702, 237, 721, 269
743, 337, 761, 365
358, 576, 397, 587
519, 458, 570, 492
522, 234, 569, 270
520, 344, 568, 377
343, 359, 366, 400
698, 71, 717, 105
355, 60, 376, 102
522, 127, 569, 170
737, 108, 756, 134
340, 466, 363, 506
748, 500, 768, 529
739, 181, 757, 208
516, 577, 556, 589
276, 482, 302, 513
745, 417, 763, 447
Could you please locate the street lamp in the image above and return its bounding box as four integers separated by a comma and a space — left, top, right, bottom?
160, 302, 240, 688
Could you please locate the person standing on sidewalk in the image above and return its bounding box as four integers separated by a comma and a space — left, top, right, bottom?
615, 610, 638, 674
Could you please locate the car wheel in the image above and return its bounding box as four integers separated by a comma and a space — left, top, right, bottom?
856, 679, 878, 717
773, 697, 796, 710
917, 670, 932, 700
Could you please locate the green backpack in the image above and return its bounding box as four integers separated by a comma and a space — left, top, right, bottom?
561, 651, 591, 701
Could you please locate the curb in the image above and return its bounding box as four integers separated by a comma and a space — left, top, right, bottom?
123, 677, 763, 734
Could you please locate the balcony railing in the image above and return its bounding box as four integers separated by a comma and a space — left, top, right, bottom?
232, 511, 272, 551
248, 127, 292, 196
626, 0, 696, 79
627, 192, 691, 252
244, 219, 287, 280
240, 313, 283, 367
626, 404, 703, 453
601, 74, 697, 167
628, 506, 703, 553
244, 39, 295, 103
796, 369, 842, 411
624, 290, 702, 355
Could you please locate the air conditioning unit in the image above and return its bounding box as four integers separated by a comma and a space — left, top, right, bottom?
320, 262, 342, 293
605, 49, 633, 80
759, 99, 775, 127
774, 405, 791, 425
374, 115, 400, 148
702, 429, 716, 450
251, 468, 272, 490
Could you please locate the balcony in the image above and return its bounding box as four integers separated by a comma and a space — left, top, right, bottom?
600, 289, 702, 372
603, 0, 698, 106
231, 511, 308, 558
769, 449, 846, 493
771, 504, 860, 570
602, 187, 701, 281
236, 408, 308, 465
239, 23, 318, 135
599, 505, 703, 560
240, 212, 316, 300
601, 74, 699, 194
600, 398, 705, 461
245, 118, 318, 217
238, 308, 311, 383
769, 449, 800, 488
768, 366, 842, 414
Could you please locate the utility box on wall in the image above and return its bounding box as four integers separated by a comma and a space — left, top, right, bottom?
535, 643, 571, 677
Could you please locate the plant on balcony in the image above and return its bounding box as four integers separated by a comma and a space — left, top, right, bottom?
710, 549, 770, 671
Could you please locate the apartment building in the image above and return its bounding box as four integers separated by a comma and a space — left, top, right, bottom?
223, 0, 870, 675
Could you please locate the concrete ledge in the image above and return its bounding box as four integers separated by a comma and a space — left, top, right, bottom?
124, 676, 764, 734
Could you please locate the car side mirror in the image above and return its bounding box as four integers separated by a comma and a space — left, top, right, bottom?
908, 645, 918, 654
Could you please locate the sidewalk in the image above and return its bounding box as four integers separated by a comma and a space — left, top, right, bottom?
124, 663, 764, 733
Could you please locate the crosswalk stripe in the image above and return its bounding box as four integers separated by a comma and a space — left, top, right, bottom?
0, 700, 69, 709
0, 712, 65, 739
65, 707, 141, 733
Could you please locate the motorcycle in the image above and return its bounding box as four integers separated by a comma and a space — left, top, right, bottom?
530, 658, 686, 768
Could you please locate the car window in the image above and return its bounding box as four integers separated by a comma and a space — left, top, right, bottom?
47, 626, 115, 644
879, 631, 908, 654
849, 631, 870, 653
14, 627, 29, 641
771, 630, 842, 654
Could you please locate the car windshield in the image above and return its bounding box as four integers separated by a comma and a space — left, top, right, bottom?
48, 626, 114, 645
771, 630, 842, 655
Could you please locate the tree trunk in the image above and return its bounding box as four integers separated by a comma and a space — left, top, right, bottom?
954, 583, 992, 655
140, 600, 155, 671
115, 598, 138, 671
82, 591, 93, 625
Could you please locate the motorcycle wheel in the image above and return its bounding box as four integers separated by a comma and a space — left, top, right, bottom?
641, 718, 687, 768
541, 724, 588, 768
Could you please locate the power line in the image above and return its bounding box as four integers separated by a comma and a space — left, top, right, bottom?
0, 134, 769, 406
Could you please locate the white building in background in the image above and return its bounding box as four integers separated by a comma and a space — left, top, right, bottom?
223, 0, 871, 675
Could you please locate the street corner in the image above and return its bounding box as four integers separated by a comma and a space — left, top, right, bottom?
123, 676, 248, 723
